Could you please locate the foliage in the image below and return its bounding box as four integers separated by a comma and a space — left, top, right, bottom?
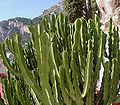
63, 0, 98, 22
0, 14, 120, 105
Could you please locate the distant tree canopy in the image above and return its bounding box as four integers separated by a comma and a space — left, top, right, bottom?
63, 0, 98, 23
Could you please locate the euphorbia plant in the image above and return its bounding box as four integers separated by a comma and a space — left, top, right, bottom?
0, 14, 119, 105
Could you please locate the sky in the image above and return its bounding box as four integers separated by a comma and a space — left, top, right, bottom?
0, 0, 61, 21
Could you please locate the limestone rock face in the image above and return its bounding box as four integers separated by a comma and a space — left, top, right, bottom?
96, 0, 120, 27
0, 17, 32, 44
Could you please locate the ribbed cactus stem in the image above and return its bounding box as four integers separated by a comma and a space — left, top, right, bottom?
52, 69, 59, 105
40, 32, 53, 105
111, 59, 119, 97
86, 51, 94, 105
0, 43, 20, 77
82, 50, 93, 98
103, 61, 110, 104
71, 18, 84, 105
29, 24, 42, 77
50, 14, 56, 33
13, 34, 43, 102
59, 65, 71, 105
62, 51, 76, 101
50, 42, 60, 78
6, 38, 15, 54
107, 58, 119, 105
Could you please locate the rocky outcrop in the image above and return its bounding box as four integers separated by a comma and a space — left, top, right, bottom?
0, 17, 32, 44
42, 2, 63, 16
0, 2, 63, 44
96, 0, 120, 29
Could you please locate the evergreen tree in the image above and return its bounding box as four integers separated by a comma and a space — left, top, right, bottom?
63, 0, 98, 22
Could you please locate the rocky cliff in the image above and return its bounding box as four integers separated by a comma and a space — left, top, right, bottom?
0, 17, 32, 44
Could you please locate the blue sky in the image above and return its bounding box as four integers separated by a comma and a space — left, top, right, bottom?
0, 0, 61, 21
